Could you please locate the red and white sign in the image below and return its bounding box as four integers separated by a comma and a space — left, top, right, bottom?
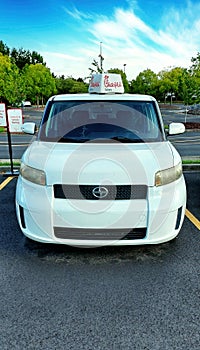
89, 74, 124, 94
0, 103, 6, 126
7, 109, 23, 132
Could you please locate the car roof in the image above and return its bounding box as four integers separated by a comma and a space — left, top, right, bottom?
50, 93, 156, 102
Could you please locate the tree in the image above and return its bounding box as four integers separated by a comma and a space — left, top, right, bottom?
69, 80, 88, 93
30, 51, 44, 65
130, 69, 158, 96
158, 67, 188, 103
176, 68, 195, 105
55, 76, 88, 94
157, 67, 183, 103
23, 64, 57, 105
11, 47, 45, 70
188, 52, 200, 103
4, 65, 25, 105
11, 48, 31, 70
0, 53, 25, 105
0, 53, 12, 102
0, 40, 10, 56
190, 52, 200, 74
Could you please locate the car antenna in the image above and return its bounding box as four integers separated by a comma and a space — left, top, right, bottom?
98, 41, 104, 73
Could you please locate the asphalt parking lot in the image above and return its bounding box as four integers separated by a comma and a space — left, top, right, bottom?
0, 172, 199, 350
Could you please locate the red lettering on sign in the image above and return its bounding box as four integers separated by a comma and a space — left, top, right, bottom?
90, 75, 100, 87
104, 75, 122, 88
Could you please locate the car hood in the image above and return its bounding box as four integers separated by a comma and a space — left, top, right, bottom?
22, 140, 181, 187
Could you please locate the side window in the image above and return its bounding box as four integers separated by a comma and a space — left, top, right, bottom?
143, 103, 159, 137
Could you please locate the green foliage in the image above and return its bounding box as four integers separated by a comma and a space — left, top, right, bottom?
130, 64, 200, 105
0, 41, 53, 105
0, 40, 10, 56
1, 39, 200, 105
130, 69, 158, 96
190, 52, 200, 74
10, 47, 45, 70
158, 67, 184, 100
0, 53, 24, 104
55, 76, 88, 94
0, 53, 11, 101
4, 64, 25, 105
23, 64, 57, 105
89, 59, 103, 74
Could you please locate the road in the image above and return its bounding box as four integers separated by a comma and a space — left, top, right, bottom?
168, 132, 200, 157
161, 107, 200, 124
0, 108, 200, 160
0, 171, 199, 349
161, 107, 200, 157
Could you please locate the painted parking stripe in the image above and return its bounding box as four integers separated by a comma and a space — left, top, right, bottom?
185, 209, 200, 230
0, 177, 14, 190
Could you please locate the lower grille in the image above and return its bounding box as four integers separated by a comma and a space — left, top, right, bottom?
54, 184, 147, 200
122, 228, 146, 240
19, 205, 26, 229
175, 207, 182, 230
54, 227, 146, 240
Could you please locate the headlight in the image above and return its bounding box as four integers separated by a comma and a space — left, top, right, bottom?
155, 162, 182, 187
20, 163, 46, 186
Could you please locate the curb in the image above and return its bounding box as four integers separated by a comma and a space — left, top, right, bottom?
183, 164, 200, 171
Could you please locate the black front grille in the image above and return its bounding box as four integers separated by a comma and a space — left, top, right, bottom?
54, 184, 147, 200
54, 227, 146, 240
122, 228, 146, 240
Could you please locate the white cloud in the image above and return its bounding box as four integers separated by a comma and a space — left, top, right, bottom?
41, 51, 91, 78
63, 6, 92, 20
42, 1, 200, 80
96, 5, 200, 76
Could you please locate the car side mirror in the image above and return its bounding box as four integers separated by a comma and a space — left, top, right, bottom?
21, 122, 36, 135
168, 122, 185, 135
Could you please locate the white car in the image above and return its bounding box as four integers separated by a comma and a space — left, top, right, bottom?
22, 101, 31, 107
16, 74, 186, 247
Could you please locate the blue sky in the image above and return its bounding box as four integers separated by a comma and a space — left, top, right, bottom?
1, 0, 200, 80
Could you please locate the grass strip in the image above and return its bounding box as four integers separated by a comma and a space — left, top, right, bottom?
182, 159, 200, 164
0, 127, 6, 133
0, 161, 21, 166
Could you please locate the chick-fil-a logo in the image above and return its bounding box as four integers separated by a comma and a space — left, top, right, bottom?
104, 75, 122, 88
90, 75, 100, 87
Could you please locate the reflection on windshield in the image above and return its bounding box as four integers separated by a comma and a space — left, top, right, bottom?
58, 123, 143, 143
39, 101, 164, 143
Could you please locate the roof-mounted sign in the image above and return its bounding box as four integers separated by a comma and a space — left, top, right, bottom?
89, 74, 124, 94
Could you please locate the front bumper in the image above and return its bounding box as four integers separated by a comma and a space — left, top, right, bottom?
16, 176, 186, 246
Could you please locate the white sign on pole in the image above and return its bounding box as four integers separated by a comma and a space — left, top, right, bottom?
0, 103, 6, 126
7, 109, 23, 132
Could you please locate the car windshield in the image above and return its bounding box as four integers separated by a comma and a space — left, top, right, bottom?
39, 101, 164, 143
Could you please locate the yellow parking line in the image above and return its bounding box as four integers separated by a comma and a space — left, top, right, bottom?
0, 176, 14, 190
185, 209, 200, 230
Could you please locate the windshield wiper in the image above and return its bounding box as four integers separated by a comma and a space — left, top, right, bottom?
110, 136, 143, 143
58, 137, 90, 143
